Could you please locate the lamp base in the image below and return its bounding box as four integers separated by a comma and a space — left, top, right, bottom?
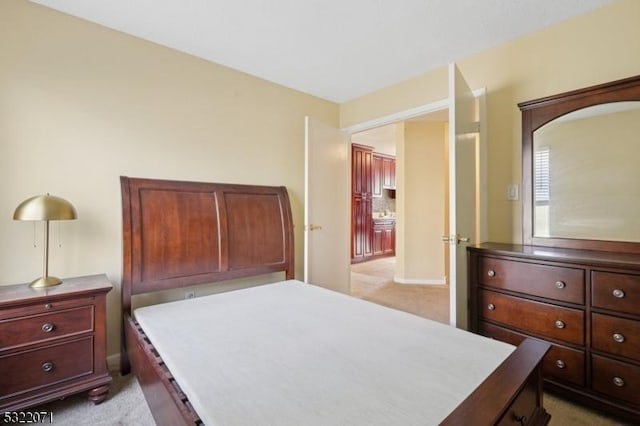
30, 276, 63, 288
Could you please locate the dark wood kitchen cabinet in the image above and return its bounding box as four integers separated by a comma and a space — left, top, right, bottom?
372, 154, 395, 198
382, 155, 396, 190
352, 144, 374, 262
373, 219, 395, 256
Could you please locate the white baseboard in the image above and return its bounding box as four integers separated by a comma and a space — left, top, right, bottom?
107, 353, 121, 373
393, 276, 447, 286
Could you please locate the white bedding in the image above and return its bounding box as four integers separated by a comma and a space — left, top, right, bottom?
134, 280, 514, 426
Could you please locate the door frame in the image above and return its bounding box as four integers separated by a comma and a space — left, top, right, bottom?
342, 87, 486, 327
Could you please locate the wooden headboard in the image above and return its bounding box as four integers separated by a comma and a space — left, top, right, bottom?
120, 176, 295, 315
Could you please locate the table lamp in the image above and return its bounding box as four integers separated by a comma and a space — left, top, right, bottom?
13, 193, 77, 288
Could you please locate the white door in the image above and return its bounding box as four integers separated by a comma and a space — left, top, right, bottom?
447, 63, 483, 329
304, 116, 351, 293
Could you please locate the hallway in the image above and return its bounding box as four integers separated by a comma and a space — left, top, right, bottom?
350, 257, 449, 324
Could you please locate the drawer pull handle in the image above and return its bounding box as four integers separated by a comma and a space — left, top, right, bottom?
554, 320, 566, 329
487, 303, 496, 311
613, 333, 625, 343
555, 360, 566, 369
41, 362, 54, 373
516, 415, 527, 425
41, 323, 54, 333
487, 270, 496, 277
612, 289, 625, 299
613, 377, 625, 387
45, 303, 53, 309
555, 281, 566, 289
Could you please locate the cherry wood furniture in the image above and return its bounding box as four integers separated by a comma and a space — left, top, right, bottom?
467, 75, 640, 423
372, 152, 396, 197
468, 243, 640, 422
372, 217, 395, 256
0, 274, 112, 412
520, 74, 640, 253
352, 144, 396, 262
120, 176, 551, 426
352, 143, 374, 262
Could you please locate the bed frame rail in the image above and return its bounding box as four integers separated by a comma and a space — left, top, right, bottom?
441, 338, 551, 425
125, 313, 200, 426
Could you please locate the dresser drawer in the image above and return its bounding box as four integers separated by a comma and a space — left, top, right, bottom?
0, 337, 94, 398
592, 313, 640, 362
592, 271, 640, 316
478, 257, 584, 304
479, 321, 585, 386
0, 306, 93, 350
592, 355, 640, 406
479, 289, 584, 346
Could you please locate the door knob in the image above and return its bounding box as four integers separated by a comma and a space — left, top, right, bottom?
308, 224, 322, 231
441, 235, 471, 244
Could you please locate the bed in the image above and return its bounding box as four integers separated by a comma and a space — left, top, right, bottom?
119, 176, 551, 425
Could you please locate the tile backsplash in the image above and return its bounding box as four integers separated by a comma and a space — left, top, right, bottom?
373, 189, 396, 215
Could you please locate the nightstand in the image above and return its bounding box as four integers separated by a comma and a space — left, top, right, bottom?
0, 274, 112, 412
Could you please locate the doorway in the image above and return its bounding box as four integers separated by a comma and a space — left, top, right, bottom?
348, 109, 450, 324
305, 64, 484, 328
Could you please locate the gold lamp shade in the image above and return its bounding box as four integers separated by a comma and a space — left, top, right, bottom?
14, 194, 77, 288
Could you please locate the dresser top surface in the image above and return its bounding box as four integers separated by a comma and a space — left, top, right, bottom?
0, 274, 112, 307
469, 243, 640, 269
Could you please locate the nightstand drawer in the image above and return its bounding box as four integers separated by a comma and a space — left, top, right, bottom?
592, 271, 640, 316
592, 355, 640, 406
0, 297, 96, 320
592, 313, 640, 362
479, 289, 584, 345
0, 306, 94, 350
479, 257, 584, 304
0, 337, 94, 397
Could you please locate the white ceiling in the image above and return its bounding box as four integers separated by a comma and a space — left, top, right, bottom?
31, 0, 611, 103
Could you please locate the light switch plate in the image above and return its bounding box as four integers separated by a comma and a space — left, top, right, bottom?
507, 184, 519, 201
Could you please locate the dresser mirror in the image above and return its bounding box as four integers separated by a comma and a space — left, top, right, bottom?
520, 75, 640, 253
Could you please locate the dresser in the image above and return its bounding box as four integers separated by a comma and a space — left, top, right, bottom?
0, 274, 112, 412
468, 243, 640, 422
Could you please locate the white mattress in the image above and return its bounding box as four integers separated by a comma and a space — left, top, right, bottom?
134, 280, 514, 426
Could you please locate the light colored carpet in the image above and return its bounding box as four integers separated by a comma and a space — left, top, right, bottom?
32, 373, 155, 425
350, 256, 449, 324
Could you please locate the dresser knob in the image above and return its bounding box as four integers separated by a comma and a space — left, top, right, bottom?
487, 303, 496, 311
613, 333, 625, 343
41, 362, 54, 373
44, 303, 53, 309
41, 323, 54, 333
613, 377, 625, 387
612, 289, 625, 299
516, 415, 527, 426
555, 360, 566, 369
555, 281, 566, 289
554, 320, 566, 329
487, 270, 496, 277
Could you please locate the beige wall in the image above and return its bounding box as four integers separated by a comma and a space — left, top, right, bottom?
0, 1, 338, 357
395, 122, 446, 283
341, 0, 640, 244
3, 0, 640, 360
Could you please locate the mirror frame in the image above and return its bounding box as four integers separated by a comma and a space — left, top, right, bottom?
519, 75, 640, 253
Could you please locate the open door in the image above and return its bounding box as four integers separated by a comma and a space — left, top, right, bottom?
447, 63, 483, 329
304, 116, 351, 293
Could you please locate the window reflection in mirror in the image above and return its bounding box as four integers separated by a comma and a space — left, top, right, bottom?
533, 101, 640, 242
